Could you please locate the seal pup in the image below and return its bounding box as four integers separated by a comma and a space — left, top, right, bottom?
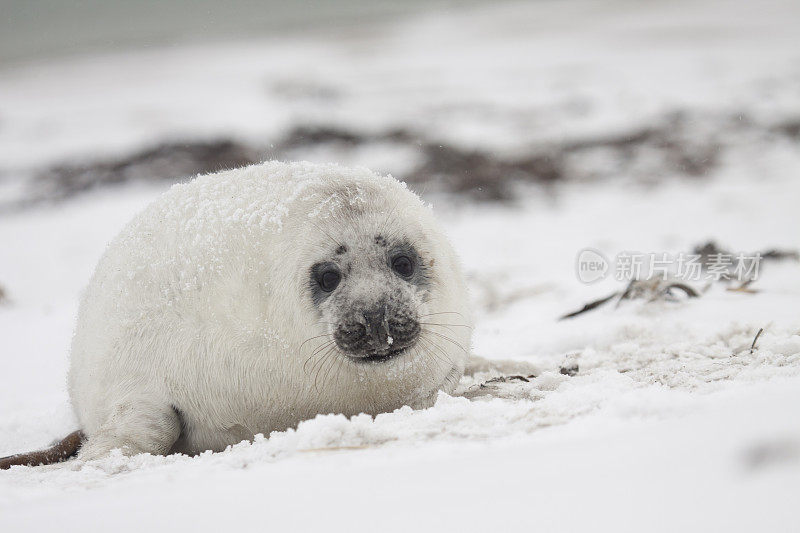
0, 161, 472, 467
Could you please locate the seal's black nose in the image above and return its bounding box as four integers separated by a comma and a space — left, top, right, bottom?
334, 303, 420, 360
363, 307, 388, 347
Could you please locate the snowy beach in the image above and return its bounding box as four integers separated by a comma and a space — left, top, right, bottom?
1, 0, 799, 530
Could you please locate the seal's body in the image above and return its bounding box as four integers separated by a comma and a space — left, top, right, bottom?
66, 161, 472, 459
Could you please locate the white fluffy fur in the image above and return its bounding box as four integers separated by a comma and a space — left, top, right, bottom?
68, 161, 472, 459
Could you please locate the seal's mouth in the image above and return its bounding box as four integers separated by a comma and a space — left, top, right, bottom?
348, 346, 407, 364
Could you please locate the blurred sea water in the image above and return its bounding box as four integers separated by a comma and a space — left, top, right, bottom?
2, 0, 800, 208
0, 0, 471, 66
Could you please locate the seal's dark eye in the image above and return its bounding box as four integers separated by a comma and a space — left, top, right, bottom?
391, 255, 414, 278
319, 269, 341, 292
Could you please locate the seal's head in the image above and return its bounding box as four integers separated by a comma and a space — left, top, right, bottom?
289, 169, 472, 403
310, 232, 427, 363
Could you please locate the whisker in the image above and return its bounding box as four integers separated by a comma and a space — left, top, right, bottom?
304, 339, 336, 373
299, 333, 333, 352
422, 328, 469, 355
419, 311, 467, 319
309, 338, 336, 355
310, 343, 335, 376
419, 322, 472, 341
377, 195, 404, 240
318, 348, 339, 392
419, 322, 473, 329
310, 221, 345, 249
426, 335, 453, 363
331, 349, 348, 388
313, 345, 338, 393
417, 335, 451, 369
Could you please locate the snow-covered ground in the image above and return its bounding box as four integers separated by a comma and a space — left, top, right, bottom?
1, 0, 799, 531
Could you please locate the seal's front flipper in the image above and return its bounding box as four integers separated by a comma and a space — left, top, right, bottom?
78, 402, 181, 461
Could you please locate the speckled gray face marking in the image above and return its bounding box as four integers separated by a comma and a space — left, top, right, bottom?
308, 234, 431, 363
